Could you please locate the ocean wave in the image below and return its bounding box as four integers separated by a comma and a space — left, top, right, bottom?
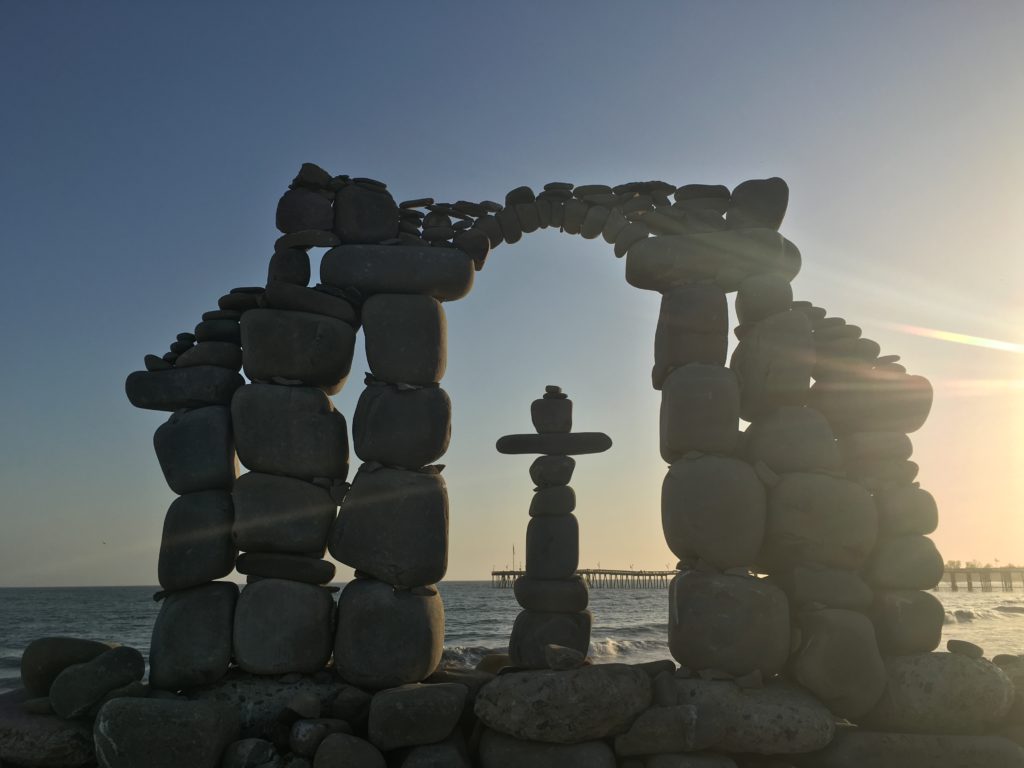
945, 607, 1024, 624
0, 657, 21, 670
590, 636, 668, 659
441, 645, 503, 668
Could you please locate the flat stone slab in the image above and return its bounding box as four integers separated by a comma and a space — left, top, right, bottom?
125, 366, 243, 411
496, 432, 612, 456
0, 688, 94, 767
321, 245, 474, 301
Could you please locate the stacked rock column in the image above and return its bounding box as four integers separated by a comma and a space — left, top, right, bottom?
496, 389, 612, 668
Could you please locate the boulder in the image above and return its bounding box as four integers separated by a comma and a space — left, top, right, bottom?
236, 553, 335, 585
367, 683, 467, 751
726, 177, 789, 229
157, 490, 236, 592
153, 406, 236, 494
614, 704, 720, 756
863, 535, 944, 590
233, 580, 335, 675
49, 646, 145, 719
268, 248, 311, 286
195, 317, 242, 344
362, 295, 446, 385
662, 456, 765, 570
529, 486, 576, 516
735, 273, 793, 325
669, 571, 789, 676
859, 652, 1014, 734
744, 406, 840, 473
872, 589, 945, 654
277, 188, 334, 234
838, 430, 913, 467
791, 608, 887, 719
329, 467, 448, 588
475, 664, 651, 743
313, 733, 385, 768
513, 576, 589, 612
221, 738, 277, 768
321, 245, 473, 301
875, 485, 938, 536
792, 727, 1024, 768
761, 473, 877, 571
352, 385, 451, 470
263, 282, 358, 326
94, 697, 239, 768
730, 310, 814, 420
529, 456, 575, 487
232, 384, 349, 480
525, 515, 579, 580
478, 729, 616, 768
0, 688, 94, 767
660, 366, 740, 459
149, 581, 237, 691
125, 366, 243, 411
810, 370, 933, 435
290, 719, 350, 757
531, 397, 572, 434
495, 432, 612, 456
509, 611, 591, 669
20, 638, 113, 698
333, 184, 399, 244
675, 679, 834, 754
394, 734, 471, 767
232, 473, 337, 555
241, 310, 356, 394
652, 283, 729, 389
175, 341, 243, 371
335, 579, 444, 690
772, 566, 873, 610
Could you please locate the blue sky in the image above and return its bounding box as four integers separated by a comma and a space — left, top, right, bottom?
1, 1, 1021, 585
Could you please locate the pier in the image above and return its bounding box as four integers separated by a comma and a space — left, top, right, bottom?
491, 568, 677, 589
940, 567, 1024, 592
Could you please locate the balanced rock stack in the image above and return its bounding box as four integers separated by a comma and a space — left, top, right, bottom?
495, 387, 612, 668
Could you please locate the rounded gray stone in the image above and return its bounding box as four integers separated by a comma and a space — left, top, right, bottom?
660, 365, 740, 460
313, 733, 385, 768
20, 638, 114, 699
362, 295, 446, 385
508, 610, 591, 669
268, 249, 312, 286
513, 575, 588, 613
236, 553, 335, 585
529, 456, 575, 487
872, 589, 945, 655
478, 729, 616, 768
864, 535, 944, 590
158, 490, 236, 592
321, 245, 473, 301
772, 565, 873, 610
50, 646, 145, 719
175, 341, 243, 371
333, 184, 399, 244
153, 406, 236, 495
530, 398, 572, 434
730, 310, 814, 421
241, 310, 355, 394
352, 385, 451, 470
0, 689, 95, 767
263, 281, 358, 326
126, 366, 243, 412
652, 284, 729, 389
525, 514, 578, 580
367, 683, 467, 751
232, 472, 337, 555
744, 406, 840, 474
735, 273, 793, 325
529, 486, 576, 517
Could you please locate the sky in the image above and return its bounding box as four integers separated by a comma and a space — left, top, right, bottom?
0, 1, 1021, 586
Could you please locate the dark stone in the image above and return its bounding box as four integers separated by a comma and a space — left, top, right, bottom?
735, 273, 793, 324
561, 199, 587, 235
263, 282, 358, 326
516, 203, 541, 234
478, 729, 615, 768
864, 535, 944, 590
49, 646, 145, 719
761, 473, 877, 571
268, 249, 312, 286
652, 283, 729, 388
475, 664, 650, 743
505, 186, 536, 206
368, 683, 467, 751
875, 485, 938, 536
241, 310, 355, 395
232, 384, 349, 480
495, 206, 523, 244
333, 184, 399, 244
471, 215, 503, 249
202, 309, 242, 321
232, 472, 337, 555
530, 398, 572, 434
948, 639, 985, 659
0, 688, 94, 766
495, 432, 611, 456
20, 638, 113, 698
329, 467, 447, 588
352, 385, 451, 469
362, 295, 446, 385
290, 719, 350, 757
674, 679, 834, 754
126, 367, 243, 411
859, 653, 1014, 734
170, 339, 194, 354
153, 406, 236, 495
668, 571, 789, 676
526, 515, 578, 580
452, 228, 491, 271
809, 371, 933, 435
158, 491, 236, 592
321, 245, 474, 301
772, 565, 873, 610
660, 365, 739, 459
313, 733, 385, 768
614, 704, 718, 756
275, 230, 341, 252
613, 221, 649, 258
545, 644, 586, 670
508, 611, 591, 669
196, 317, 242, 344
730, 310, 815, 420
395, 734, 471, 768
176, 341, 243, 371
222, 737, 277, 768
744, 406, 840, 473
233, 580, 335, 675
236, 554, 335, 585
334, 578, 443, 690
727, 177, 789, 229
661, 456, 765, 570
529, 486, 576, 516
675, 184, 730, 202
145, 353, 172, 371
793, 728, 1024, 768
529, 456, 575, 487
513, 575, 588, 612
580, 205, 609, 239
277, 189, 334, 234
94, 697, 240, 768
791, 608, 887, 719
873, 589, 944, 655
149, 581, 237, 691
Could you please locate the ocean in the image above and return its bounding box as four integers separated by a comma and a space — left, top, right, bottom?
0, 582, 1021, 695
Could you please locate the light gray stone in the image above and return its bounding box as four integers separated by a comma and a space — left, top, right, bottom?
660, 366, 739, 459
508, 610, 591, 669
321, 245, 473, 301
475, 664, 651, 743
268, 248, 311, 286
479, 729, 616, 768
368, 683, 467, 751
153, 406, 236, 494
529, 486, 576, 516
221, 738, 277, 768
236, 553, 335, 585
362, 295, 446, 385
232, 473, 337, 555
352, 385, 451, 470
158, 490, 236, 592
241, 310, 355, 394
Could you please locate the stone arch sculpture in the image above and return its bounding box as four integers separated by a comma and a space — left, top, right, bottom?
124, 163, 999, 756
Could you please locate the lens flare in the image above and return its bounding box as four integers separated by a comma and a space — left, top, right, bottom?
888, 323, 1024, 354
